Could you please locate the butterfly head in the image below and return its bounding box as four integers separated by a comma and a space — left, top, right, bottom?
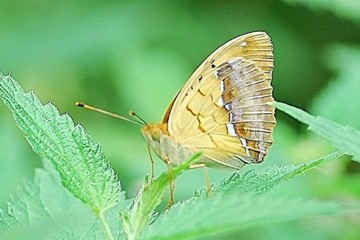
141, 123, 168, 143
141, 123, 172, 161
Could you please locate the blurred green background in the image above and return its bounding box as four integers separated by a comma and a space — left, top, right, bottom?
1, 0, 360, 239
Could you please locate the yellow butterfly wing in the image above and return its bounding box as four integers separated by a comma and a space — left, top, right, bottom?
163, 31, 275, 169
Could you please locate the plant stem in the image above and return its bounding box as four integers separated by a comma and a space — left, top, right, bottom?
99, 210, 115, 240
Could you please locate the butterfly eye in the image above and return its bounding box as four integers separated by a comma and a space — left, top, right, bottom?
150, 128, 162, 142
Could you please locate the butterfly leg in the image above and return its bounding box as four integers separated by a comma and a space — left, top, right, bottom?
146, 145, 155, 183
165, 159, 175, 209
189, 163, 212, 197
203, 167, 212, 197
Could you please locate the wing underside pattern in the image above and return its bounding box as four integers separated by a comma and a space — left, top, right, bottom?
165, 32, 275, 169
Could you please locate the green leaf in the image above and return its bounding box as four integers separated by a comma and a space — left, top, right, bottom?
272, 101, 360, 161
218, 151, 344, 194
0, 159, 128, 240
0, 166, 99, 239
0, 72, 121, 213
142, 192, 351, 240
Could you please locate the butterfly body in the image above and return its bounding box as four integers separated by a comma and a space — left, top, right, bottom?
141, 123, 195, 167
141, 31, 276, 171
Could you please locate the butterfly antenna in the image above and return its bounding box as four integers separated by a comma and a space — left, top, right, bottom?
75, 102, 145, 126
129, 111, 148, 126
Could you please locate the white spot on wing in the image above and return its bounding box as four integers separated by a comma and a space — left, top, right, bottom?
240, 138, 251, 158
226, 123, 237, 137
217, 81, 225, 106
241, 41, 247, 47
218, 96, 224, 106
220, 79, 225, 92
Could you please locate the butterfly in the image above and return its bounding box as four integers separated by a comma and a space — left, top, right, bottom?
141, 31, 275, 171
77, 31, 275, 203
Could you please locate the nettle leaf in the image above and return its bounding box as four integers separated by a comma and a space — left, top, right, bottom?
273, 102, 360, 161
142, 192, 347, 240
218, 151, 344, 195
142, 150, 357, 239
138, 152, 352, 240
0, 73, 120, 213
0, 163, 125, 240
